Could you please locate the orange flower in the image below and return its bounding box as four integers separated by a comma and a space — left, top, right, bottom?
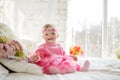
70, 45, 84, 56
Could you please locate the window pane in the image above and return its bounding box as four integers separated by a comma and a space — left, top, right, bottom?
67, 0, 103, 58
108, 0, 120, 58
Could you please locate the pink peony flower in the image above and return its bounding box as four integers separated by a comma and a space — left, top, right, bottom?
0, 36, 24, 58
0, 43, 16, 58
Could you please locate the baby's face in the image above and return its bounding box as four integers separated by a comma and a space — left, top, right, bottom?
42, 27, 58, 44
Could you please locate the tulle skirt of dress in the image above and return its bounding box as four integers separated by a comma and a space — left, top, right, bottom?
43, 56, 80, 74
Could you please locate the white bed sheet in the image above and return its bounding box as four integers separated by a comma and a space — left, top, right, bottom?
5, 59, 120, 80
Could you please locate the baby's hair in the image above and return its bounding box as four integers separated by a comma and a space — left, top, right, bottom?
42, 24, 55, 30
42, 24, 57, 33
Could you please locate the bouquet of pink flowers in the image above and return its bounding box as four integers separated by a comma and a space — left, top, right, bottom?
0, 36, 24, 58
70, 45, 84, 56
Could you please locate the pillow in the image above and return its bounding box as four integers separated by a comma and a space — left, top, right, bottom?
0, 23, 25, 58
0, 58, 43, 76
0, 23, 43, 75
0, 64, 9, 80
0, 23, 18, 40
20, 39, 37, 57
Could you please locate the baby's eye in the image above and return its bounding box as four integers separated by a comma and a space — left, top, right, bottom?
45, 33, 48, 36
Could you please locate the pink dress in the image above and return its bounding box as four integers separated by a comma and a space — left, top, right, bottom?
33, 43, 80, 74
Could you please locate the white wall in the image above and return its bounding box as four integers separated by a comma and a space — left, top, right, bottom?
0, 0, 68, 48
14, 0, 68, 47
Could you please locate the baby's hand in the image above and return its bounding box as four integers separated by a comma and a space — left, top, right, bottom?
29, 54, 40, 62
70, 55, 78, 61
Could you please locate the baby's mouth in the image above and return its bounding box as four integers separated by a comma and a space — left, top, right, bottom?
48, 38, 53, 40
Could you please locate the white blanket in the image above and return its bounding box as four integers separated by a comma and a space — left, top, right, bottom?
4, 59, 120, 80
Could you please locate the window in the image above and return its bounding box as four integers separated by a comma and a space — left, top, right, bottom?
107, 0, 120, 58
67, 0, 120, 58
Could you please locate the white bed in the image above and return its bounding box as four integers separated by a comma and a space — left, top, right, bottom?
1, 58, 120, 80
0, 23, 120, 80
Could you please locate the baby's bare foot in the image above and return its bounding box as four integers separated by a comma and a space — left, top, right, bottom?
80, 60, 90, 72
